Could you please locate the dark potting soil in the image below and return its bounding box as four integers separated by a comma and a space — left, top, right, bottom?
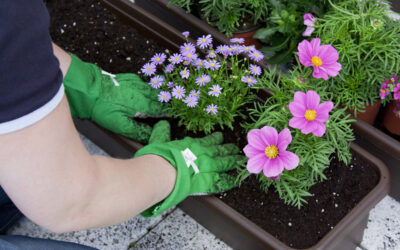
47, 1, 380, 249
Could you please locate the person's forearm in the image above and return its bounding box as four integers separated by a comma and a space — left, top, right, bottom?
0, 97, 176, 233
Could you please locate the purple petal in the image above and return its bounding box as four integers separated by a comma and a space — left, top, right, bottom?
277, 128, 292, 151
316, 101, 334, 122
289, 117, 308, 130
306, 90, 320, 110
260, 126, 278, 146
311, 121, 326, 137
263, 158, 284, 177
302, 26, 315, 37
279, 151, 300, 170
243, 144, 263, 158
247, 129, 266, 150
247, 154, 267, 174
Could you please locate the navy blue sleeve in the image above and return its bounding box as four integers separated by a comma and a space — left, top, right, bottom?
0, 0, 63, 123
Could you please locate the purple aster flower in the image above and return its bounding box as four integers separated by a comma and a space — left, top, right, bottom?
207, 50, 217, 58
158, 91, 171, 103
230, 45, 243, 55
288, 90, 334, 137
180, 67, 190, 79
241, 76, 258, 86
194, 58, 204, 69
189, 90, 200, 99
151, 53, 166, 65
169, 53, 183, 65
248, 49, 264, 62
249, 64, 262, 76
230, 37, 245, 44
172, 85, 186, 99
184, 95, 198, 108
208, 84, 222, 97
180, 42, 196, 55
242, 45, 256, 54
393, 83, 400, 100
195, 74, 211, 86
216, 45, 230, 57
182, 31, 190, 37
380, 82, 389, 100
141, 62, 156, 76
204, 60, 221, 70
197, 34, 213, 49
182, 51, 198, 62
243, 126, 299, 178
149, 75, 164, 89
206, 104, 218, 115
182, 59, 191, 66
165, 63, 174, 73
167, 81, 175, 88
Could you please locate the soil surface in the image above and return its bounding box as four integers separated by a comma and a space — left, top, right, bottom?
46, 1, 380, 249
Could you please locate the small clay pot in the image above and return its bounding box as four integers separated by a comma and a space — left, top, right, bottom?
349, 101, 381, 125
231, 25, 262, 49
382, 101, 400, 135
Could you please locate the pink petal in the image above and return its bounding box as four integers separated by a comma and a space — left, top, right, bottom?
316, 101, 334, 122
247, 129, 266, 150
246, 153, 266, 174
260, 126, 278, 146
320, 62, 342, 77
289, 117, 308, 130
279, 151, 300, 170
312, 66, 329, 80
277, 128, 292, 151
293, 91, 307, 106
317, 45, 339, 63
306, 90, 320, 110
243, 144, 263, 158
297, 40, 313, 67
263, 158, 284, 177
311, 121, 326, 137
302, 26, 315, 37
310, 38, 321, 51
301, 121, 318, 134
289, 100, 306, 117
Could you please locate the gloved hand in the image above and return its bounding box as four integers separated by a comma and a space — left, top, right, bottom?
63, 53, 166, 143
136, 120, 246, 217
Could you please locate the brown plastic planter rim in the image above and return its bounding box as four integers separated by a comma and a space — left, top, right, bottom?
96, 1, 390, 248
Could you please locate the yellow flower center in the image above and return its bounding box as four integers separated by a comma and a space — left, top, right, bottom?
210, 107, 214, 111
254, 53, 259, 57
185, 47, 189, 50
182, 71, 186, 74
265, 145, 279, 159
189, 100, 193, 103
156, 58, 160, 61
154, 80, 158, 84
162, 95, 166, 98
202, 39, 206, 42
147, 67, 151, 71
187, 54, 192, 58
305, 109, 317, 121
210, 63, 215, 67
248, 79, 252, 83
381, 89, 386, 94
177, 91, 181, 94
210, 52, 214, 56
213, 89, 217, 92
311, 56, 323, 67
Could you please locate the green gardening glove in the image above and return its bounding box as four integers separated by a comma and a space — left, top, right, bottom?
63, 53, 166, 143
136, 120, 246, 217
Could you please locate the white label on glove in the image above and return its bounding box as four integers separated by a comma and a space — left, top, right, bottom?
101, 70, 120, 86
181, 148, 199, 174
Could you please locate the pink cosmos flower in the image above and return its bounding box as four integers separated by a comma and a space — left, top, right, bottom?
393, 83, 400, 100
297, 38, 342, 80
302, 13, 316, 37
380, 82, 389, 100
243, 126, 299, 178
289, 90, 334, 137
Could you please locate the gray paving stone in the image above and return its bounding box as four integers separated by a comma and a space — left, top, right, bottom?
7, 211, 172, 250
133, 208, 231, 250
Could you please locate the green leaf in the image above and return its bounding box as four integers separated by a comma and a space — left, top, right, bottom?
254, 27, 278, 40
260, 37, 290, 52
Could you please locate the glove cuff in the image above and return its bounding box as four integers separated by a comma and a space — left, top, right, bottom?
63, 53, 102, 118
134, 144, 190, 217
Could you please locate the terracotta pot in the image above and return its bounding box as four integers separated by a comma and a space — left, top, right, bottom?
383, 101, 400, 135
231, 26, 262, 49
348, 101, 381, 125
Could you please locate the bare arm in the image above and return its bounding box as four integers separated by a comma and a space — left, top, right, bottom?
0, 44, 177, 233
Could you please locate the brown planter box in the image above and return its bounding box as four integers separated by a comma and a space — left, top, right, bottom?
113, 0, 400, 201
81, 1, 391, 249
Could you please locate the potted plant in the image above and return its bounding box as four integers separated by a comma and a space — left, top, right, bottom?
51, 2, 390, 248
310, 0, 400, 124
379, 74, 400, 135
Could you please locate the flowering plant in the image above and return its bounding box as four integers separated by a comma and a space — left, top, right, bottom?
141, 33, 265, 133
238, 58, 354, 208
311, 0, 400, 115
379, 74, 400, 118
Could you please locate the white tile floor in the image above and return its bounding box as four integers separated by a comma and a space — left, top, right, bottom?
7, 135, 400, 250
